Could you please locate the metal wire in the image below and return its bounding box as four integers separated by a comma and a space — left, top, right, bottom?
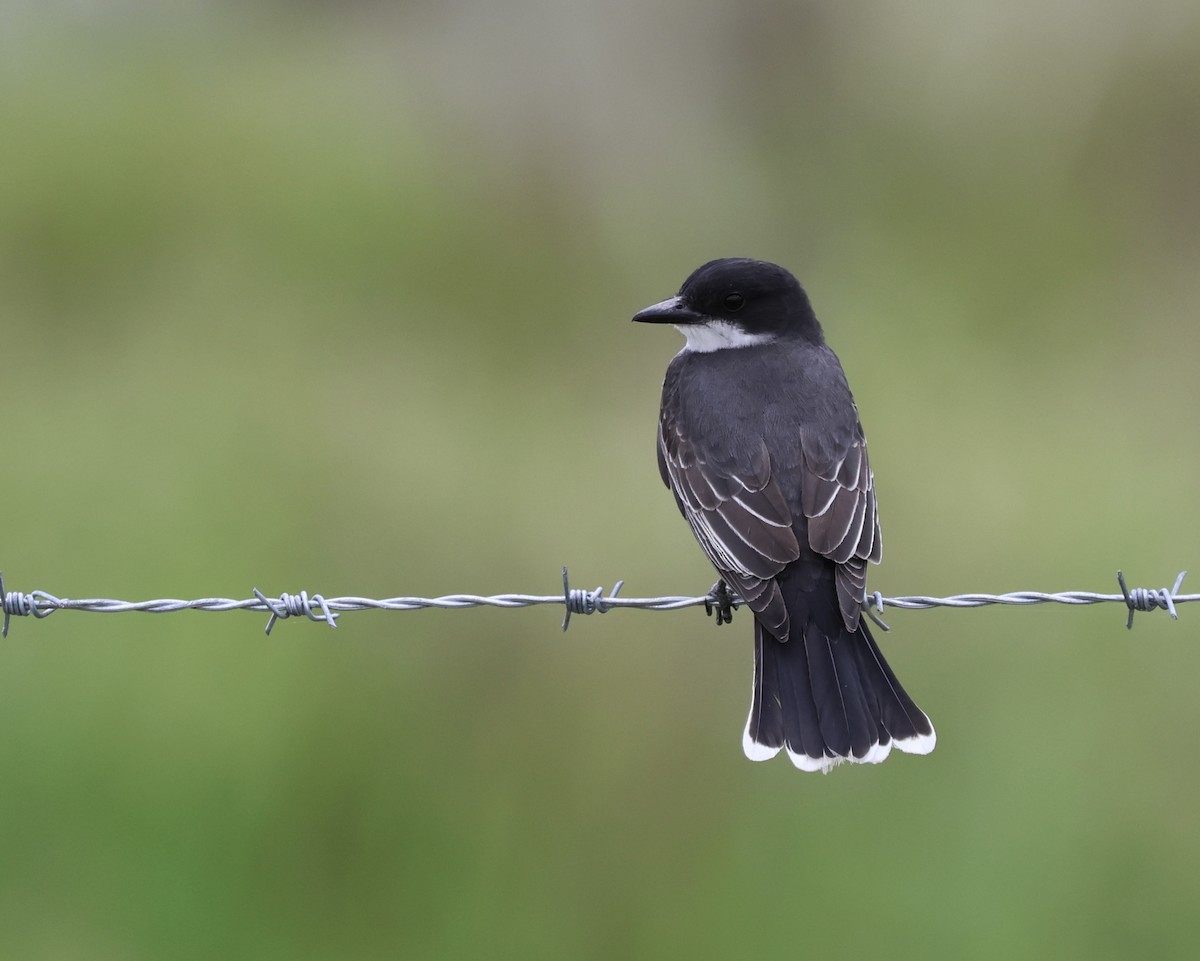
0, 568, 1192, 637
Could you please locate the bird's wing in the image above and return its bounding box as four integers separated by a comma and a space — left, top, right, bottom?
800, 425, 881, 629
659, 420, 801, 639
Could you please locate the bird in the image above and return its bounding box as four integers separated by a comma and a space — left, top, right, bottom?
632, 258, 935, 772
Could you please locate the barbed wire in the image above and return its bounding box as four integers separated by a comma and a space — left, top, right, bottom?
0, 568, 1192, 638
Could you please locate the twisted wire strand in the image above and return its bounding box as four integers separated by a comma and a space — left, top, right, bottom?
0, 568, 1191, 637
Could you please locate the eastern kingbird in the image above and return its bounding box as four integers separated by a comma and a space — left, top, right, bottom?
633, 258, 935, 772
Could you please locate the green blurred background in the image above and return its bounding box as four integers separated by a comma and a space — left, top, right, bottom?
3, 1, 1199, 958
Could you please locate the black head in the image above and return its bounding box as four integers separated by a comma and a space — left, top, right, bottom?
632, 258, 823, 347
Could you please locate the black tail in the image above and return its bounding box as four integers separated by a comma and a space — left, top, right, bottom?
742, 577, 935, 772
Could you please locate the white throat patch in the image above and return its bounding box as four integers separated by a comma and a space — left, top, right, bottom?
677, 321, 775, 353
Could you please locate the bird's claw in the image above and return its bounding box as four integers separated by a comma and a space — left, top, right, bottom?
704, 580, 737, 626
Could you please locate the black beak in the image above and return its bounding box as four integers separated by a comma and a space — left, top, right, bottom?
631, 296, 705, 325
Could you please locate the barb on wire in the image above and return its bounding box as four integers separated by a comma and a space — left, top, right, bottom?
1116, 569, 1188, 630
253, 589, 339, 635
0, 568, 1193, 637
560, 567, 624, 632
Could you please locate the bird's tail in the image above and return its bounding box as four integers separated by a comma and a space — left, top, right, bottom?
742, 578, 935, 772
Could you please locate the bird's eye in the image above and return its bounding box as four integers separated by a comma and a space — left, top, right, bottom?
723, 293, 745, 311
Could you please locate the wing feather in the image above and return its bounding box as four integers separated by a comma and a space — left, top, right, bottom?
659, 425, 800, 638
802, 434, 881, 628
801, 474, 840, 518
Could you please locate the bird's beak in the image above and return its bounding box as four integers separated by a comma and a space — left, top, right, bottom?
631, 296, 704, 326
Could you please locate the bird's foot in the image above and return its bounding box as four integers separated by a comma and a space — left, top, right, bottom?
704, 579, 737, 626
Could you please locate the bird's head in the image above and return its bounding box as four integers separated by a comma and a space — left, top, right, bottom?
632, 258, 823, 352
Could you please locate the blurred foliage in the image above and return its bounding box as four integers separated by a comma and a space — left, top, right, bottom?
2, 1, 1200, 958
